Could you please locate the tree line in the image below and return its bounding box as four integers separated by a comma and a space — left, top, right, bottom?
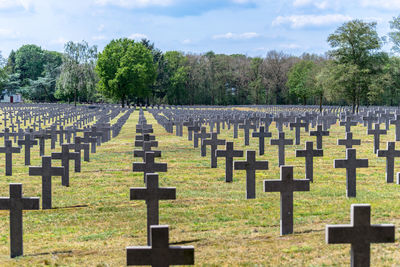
1, 17, 400, 111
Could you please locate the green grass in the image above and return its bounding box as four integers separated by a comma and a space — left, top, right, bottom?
0, 110, 399, 266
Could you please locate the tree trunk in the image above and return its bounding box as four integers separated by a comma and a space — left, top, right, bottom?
74, 87, 77, 107
319, 95, 322, 113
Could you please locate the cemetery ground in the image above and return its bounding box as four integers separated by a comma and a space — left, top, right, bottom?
1, 109, 400, 266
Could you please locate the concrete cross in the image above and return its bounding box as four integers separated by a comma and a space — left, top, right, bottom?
82, 131, 97, 153
295, 141, 323, 182
0, 183, 39, 258
229, 116, 244, 139
18, 133, 37, 165
326, 204, 395, 267
51, 144, 80, 187
29, 156, 64, 209
68, 136, 90, 162
234, 150, 268, 199
338, 132, 361, 149
340, 116, 358, 133
264, 166, 310, 235
126, 225, 194, 266
216, 142, 243, 182
377, 141, 400, 183
252, 126, 272, 155
134, 141, 162, 159
270, 132, 293, 166
273, 113, 288, 132
289, 117, 307, 145
390, 114, 400, 141
130, 173, 176, 245
133, 151, 167, 183
0, 140, 20, 176
239, 120, 256, 146
34, 131, 51, 156
334, 148, 368, 197
363, 112, 377, 130
194, 127, 210, 154
310, 124, 329, 149
202, 133, 226, 168
367, 123, 387, 154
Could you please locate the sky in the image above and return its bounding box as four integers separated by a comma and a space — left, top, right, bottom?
0, 0, 399, 58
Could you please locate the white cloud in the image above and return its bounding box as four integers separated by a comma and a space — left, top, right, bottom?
129, 33, 148, 40
360, 0, 400, 9
273, 14, 352, 28
280, 43, 301, 49
92, 35, 106, 41
94, 0, 174, 8
212, 32, 260, 40
293, 0, 329, 9
182, 39, 192, 44
0, 0, 33, 10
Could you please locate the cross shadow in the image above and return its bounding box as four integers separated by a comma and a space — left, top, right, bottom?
25, 250, 73, 257
51, 204, 89, 209
294, 228, 324, 234
170, 239, 202, 245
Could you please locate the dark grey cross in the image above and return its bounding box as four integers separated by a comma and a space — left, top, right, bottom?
130, 173, 176, 245
45, 126, 57, 149
270, 132, 293, 166
229, 117, 244, 138
252, 126, 272, 155
390, 114, 400, 141
273, 113, 288, 132
34, 131, 51, 156
29, 156, 64, 209
55, 126, 66, 145
367, 123, 387, 154
377, 141, 400, 183
239, 120, 256, 146
0, 140, 21, 176
134, 141, 162, 159
0, 183, 39, 258
18, 133, 38, 165
135, 139, 158, 149
82, 131, 97, 153
216, 142, 243, 182
133, 151, 167, 183
326, 204, 395, 267
289, 117, 307, 145
310, 124, 329, 149
337, 132, 361, 148
126, 225, 194, 266
68, 136, 90, 162
51, 144, 80, 187
194, 127, 210, 155
295, 141, 323, 182
0, 128, 11, 145
202, 133, 226, 168
334, 148, 368, 198
234, 150, 268, 199
363, 112, 377, 130
340, 116, 358, 133
264, 166, 310, 235
135, 133, 156, 142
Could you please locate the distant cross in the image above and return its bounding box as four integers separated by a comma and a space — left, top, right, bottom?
0, 140, 20, 176
252, 126, 272, 155
194, 127, 210, 155
264, 166, 310, 235
270, 132, 293, 166
273, 113, 288, 132
239, 120, 256, 146
29, 156, 64, 209
130, 173, 176, 245
34, 131, 51, 156
134, 141, 162, 159
295, 141, 323, 182
51, 144, 80, 187
363, 112, 377, 130
202, 133, 226, 168
390, 114, 400, 141
133, 152, 167, 183
309, 124, 329, 149
216, 142, 243, 182
234, 150, 268, 199
334, 148, 368, 198
367, 123, 387, 154
126, 225, 194, 266
82, 131, 97, 153
0, 183, 39, 258
337, 132, 361, 149
340, 116, 358, 133
18, 133, 37, 165
377, 141, 400, 183
326, 204, 395, 267
289, 117, 307, 145
68, 136, 90, 162
229, 116, 244, 138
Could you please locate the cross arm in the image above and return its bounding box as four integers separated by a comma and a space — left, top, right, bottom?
334, 159, 347, 168
263, 180, 285, 192
158, 188, 176, 200
22, 197, 40, 210
326, 224, 356, 244
168, 246, 195, 265
130, 188, 148, 200
29, 167, 43, 176
255, 161, 269, 170
369, 224, 395, 243
126, 246, 152, 265
0, 198, 10, 209
215, 150, 227, 157
234, 161, 248, 170
154, 163, 168, 172
132, 163, 145, 172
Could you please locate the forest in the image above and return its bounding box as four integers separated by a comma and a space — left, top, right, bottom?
1, 17, 400, 112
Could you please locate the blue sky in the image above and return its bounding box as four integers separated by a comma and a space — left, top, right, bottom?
0, 0, 399, 58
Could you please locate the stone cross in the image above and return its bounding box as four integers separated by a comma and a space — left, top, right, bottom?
202, 133, 226, 168
134, 141, 162, 159
252, 126, 272, 155
367, 123, 387, 154
337, 132, 361, 149
0, 183, 39, 258
270, 132, 293, 166
340, 116, 358, 132
310, 124, 329, 149
216, 142, 243, 182
234, 150, 268, 199
68, 136, 90, 162
295, 141, 323, 182
133, 152, 167, 183
194, 127, 210, 156
390, 114, 400, 141
363, 112, 377, 130
82, 131, 97, 153
229, 117, 244, 138
263, 166, 310, 235
0, 140, 21, 176
51, 144, 80, 187
34, 131, 51, 156
29, 156, 64, 209
18, 133, 37, 165
289, 117, 307, 145
326, 204, 395, 267
126, 225, 194, 266
239, 120, 256, 146
130, 173, 176, 245
377, 141, 400, 183
334, 148, 368, 197
273, 113, 288, 132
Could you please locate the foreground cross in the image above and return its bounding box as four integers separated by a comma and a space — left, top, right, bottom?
0, 183, 39, 258
126, 225, 194, 266
295, 141, 323, 182
377, 141, 400, 183
216, 142, 243, 182
326, 204, 395, 267
234, 150, 268, 199
130, 173, 176, 245
334, 148, 368, 198
264, 166, 309, 235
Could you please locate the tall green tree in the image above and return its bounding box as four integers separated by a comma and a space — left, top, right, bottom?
164, 51, 188, 105
287, 60, 315, 105
15, 44, 45, 85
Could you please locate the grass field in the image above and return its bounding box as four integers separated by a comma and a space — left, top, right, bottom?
0, 110, 400, 266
